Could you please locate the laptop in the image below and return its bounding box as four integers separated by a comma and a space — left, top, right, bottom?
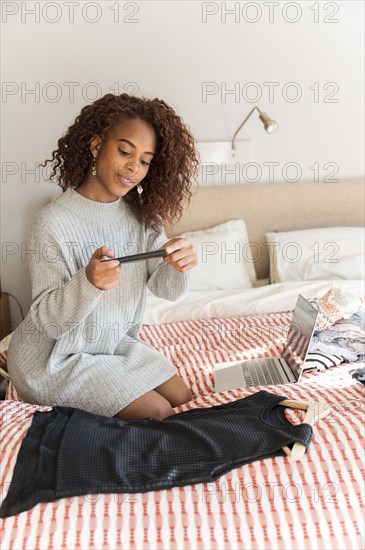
213, 295, 319, 391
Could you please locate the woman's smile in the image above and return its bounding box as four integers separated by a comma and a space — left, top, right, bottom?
118, 175, 137, 187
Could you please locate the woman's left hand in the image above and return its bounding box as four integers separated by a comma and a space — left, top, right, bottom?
160, 238, 198, 273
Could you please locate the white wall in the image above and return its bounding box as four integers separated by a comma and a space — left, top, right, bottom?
1, 0, 364, 327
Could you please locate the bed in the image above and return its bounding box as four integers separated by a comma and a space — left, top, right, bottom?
1, 179, 364, 550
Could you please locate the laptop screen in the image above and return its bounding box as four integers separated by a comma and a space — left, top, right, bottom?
282, 295, 319, 379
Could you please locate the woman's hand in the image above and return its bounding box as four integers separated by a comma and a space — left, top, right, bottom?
86, 245, 121, 291
160, 238, 198, 273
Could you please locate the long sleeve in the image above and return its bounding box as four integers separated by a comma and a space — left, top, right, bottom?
146, 225, 190, 301
27, 217, 104, 339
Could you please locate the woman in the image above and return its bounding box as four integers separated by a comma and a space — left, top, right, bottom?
7, 93, 199, 419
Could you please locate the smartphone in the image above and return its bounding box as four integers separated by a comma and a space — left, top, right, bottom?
100, 250, 168, 264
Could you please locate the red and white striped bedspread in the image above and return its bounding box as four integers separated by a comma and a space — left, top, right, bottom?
1, 311, 364, 550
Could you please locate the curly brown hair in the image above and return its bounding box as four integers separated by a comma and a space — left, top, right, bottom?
41, 93, 199, 231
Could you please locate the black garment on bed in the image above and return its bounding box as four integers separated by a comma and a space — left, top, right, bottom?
0, 390, 313, 517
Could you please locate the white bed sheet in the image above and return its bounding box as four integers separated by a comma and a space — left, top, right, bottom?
143, 279, 364, 324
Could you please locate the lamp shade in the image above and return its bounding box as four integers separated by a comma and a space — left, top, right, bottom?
259, 112, 279, 133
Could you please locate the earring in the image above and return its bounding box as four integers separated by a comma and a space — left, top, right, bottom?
91, 157, 97, 176
137, 184, 143, 195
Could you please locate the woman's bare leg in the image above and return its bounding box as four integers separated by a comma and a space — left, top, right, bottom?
154, 375, 192, 407
114, 389, 175, 420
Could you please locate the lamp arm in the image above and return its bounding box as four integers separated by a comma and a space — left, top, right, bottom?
231, 106, 261, 150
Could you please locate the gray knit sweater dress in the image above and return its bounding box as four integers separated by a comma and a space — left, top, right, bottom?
7, 188, 189, 416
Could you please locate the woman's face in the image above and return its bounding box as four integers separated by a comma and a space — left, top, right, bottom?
80, 117, 157, 202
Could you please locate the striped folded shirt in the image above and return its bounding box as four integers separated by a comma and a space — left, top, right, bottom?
304, 352, 344, 371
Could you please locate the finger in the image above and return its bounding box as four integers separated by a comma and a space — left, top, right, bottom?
164, 253, 189, 265
164, 246, 195, 263
92, 245, 114, 260
164, 238, 189, 255
170, 257, 196, 269
159, 238, 179, 251
173, 260, 197, 272
94, 260, 121, 272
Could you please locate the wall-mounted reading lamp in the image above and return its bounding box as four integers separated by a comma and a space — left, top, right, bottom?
197, 106, 279, 166
231, 106, 279, 154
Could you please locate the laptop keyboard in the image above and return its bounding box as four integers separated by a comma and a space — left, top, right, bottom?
243, 358, 286, 386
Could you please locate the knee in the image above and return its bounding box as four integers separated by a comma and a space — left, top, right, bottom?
172, 385, 192, 407
151, 402, 175, 420
114, 399, 175, 420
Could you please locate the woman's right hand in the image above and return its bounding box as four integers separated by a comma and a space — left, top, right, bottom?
86, 245, 121, 291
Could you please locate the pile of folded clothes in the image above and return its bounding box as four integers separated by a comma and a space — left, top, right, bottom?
305, 286, 365, 372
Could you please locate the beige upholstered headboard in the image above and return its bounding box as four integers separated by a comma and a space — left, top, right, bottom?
166, 179, 365, 280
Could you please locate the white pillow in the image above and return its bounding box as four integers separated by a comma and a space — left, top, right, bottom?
181, 220, 257, 291
266, 227, 365, 283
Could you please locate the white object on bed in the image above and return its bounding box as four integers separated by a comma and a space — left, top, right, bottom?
266, 227, 365, 283
143, 279, 364, 324
180, 219, 256, 290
